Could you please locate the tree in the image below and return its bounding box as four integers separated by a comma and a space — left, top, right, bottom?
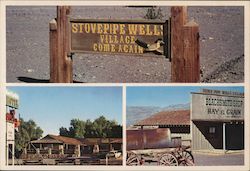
108, 125, 122, 138
59, 115, 122, 138
59, 119, 86, 138
59, 127, 70, 137
144, 6, 163, 20
84, 119, 95, 138
15, 118, 43, 157
69, 119, 86, 138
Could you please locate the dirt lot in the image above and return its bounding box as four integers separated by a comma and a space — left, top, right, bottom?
6, 6, 244, 83
142, 152, 244, 166
193, 152, 244, 166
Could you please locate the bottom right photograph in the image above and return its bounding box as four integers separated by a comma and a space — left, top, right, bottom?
126, 86, 244, 166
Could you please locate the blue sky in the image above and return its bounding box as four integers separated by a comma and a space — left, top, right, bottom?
126, 86, 244, 107
7, 86, 122, 136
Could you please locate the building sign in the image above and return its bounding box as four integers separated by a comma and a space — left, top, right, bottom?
70, 19, 170, 58
202, 89, 244, 97
6, 122, 15, 141
6, 94, 19, 109
191, 90, 244, 121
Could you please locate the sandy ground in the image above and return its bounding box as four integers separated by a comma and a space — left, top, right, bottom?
142, 153, 244, 166
6, 6, 244, 83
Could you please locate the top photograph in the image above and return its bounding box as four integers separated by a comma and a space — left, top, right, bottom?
6, 6, 244, 83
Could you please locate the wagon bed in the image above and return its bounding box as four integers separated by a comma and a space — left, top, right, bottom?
126, 128, 194, 166
127, 145, 194, 166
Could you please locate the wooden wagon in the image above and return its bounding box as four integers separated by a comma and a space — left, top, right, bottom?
126, 128, 194, 166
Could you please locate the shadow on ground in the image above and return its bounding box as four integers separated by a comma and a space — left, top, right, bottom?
17, 77, 84, 83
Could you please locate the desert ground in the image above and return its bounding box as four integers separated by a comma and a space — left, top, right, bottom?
6, 6, 244, 83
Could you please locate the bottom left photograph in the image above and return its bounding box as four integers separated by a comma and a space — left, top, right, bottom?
5, 86, 123, 166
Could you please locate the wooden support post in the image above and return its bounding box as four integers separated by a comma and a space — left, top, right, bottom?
183, 21, 200, 82
50, 6, 72, 83
171, 6, 187, 82
49, 19, 57, 83
171, 6, 200, 82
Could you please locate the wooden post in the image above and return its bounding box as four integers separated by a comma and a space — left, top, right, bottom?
50, 6, 72, 83
171, 6, 200, 82
49, 19, 57, 83
183, 21, 200, 82
171, 6, 187, 82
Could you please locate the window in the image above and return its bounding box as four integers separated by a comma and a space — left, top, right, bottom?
209, 127, 216, 134
207, 126, 217, 138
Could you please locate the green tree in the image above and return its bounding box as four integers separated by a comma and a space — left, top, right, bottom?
59, 116, 122, 138
86, 115, 119, 138
15, 118, 43, 157
59, 127, 70, 137
59, 119, 86, 138
69, 119, 86, 138
108, 125, 122, 138
84, 119, 95, 138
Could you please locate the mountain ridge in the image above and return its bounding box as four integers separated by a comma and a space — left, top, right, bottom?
126, 103, 190, 126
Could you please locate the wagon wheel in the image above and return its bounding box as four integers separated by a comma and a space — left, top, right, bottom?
178, 150, 194, 166
158, 153, 178, 166
126, 153, 140, 166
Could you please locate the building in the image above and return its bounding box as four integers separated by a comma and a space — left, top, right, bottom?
128, 88, 244, 152
22, 134, 123, 159
23, 134, 84, 159
6, 90, 20, 165
82, 138, 123, 154
133, 110, 191, 146
191, 89, 244, 151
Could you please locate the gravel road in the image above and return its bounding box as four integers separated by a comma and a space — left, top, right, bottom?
6, 6, 244, 83
142, 152, 244, 166
193, 153, 244, 166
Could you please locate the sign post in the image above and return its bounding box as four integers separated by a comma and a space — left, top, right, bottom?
70, 19, 170, 57
171, 6, 200, 82
50, 6, 72, 83
50, 6, 199, 83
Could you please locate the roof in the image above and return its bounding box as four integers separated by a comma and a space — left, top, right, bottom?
31, 138, 62, 144
110, 138, 122, 144
49, 135, 83, 145
30, 135, 122, 146
80, 138, 122, 145
135, 110, 190, 126
31, 134, 83, 145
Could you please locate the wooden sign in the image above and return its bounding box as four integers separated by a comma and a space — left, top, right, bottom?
70, 19, 170, 58
50, 6, 200, 83
7, 122, 15, 141
192, 91, 244, 121
6, 94, 19, 109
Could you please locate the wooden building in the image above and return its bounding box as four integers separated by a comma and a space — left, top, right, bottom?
191, 89, 244, 151
6, 90, 20, 165
23, 134, 83, 159
133, 110, 191, 146
81, 138, 122, 155
22, 134, 122, 159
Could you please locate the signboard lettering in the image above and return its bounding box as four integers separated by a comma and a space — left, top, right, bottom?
7, 122, 15, 141
202, 89, 244, 97
6, 95, 19, 109
70, 19, 170, 57
192, 90, 244, 121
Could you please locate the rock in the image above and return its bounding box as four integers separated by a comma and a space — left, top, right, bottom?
27, 69, 34, 73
